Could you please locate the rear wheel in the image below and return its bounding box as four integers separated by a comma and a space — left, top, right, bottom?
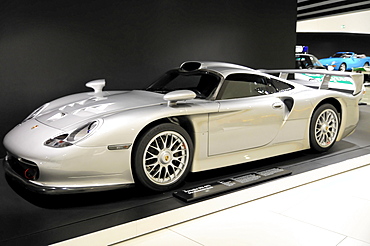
309, 104, 340, 152
132, 123, 193, 191
364, 62, 369, 67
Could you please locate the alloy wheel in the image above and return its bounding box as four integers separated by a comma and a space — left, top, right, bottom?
143, 131, 190, 185
314, 109, 339, 148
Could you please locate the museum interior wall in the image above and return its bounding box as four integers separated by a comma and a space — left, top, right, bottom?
0, 0, 297, 156
297, 9, 370, 59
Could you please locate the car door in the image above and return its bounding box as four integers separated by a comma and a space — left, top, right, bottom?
208, 73, 286, 156
350, 54, 362, 67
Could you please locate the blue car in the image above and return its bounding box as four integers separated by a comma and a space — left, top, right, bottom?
319, 52, 370, 71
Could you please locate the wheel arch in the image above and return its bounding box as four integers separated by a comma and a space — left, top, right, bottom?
131, 116, 196, 157
313, 98, 342, 121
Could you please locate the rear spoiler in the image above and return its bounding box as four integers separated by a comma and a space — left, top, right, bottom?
260, 69, 364, 96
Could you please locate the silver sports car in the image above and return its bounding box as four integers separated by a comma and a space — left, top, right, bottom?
2, 61, 363, 194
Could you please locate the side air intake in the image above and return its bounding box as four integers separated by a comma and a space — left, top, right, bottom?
283, 97, 294, 111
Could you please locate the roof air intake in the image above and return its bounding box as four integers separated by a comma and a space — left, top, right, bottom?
180, 62, 202, 72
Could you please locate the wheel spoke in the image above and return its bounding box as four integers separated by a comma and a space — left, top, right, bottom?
158, 136, 165, 149
170, 160, 185, 171
164, 167, 172, 181
146, 163, 159, 173
318, 133, 324, 144
150, 138, 162, 152
145, 150, 157, 159
163, 134, 169, 148
152, 166, 162, 179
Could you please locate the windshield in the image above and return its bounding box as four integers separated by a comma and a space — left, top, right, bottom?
310, 56, 324, 67
296, 55, 324, 69
146, 70, 221, 99
332, 52, 353, 58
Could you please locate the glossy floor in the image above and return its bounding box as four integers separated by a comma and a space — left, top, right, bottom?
117, 160, 370, 246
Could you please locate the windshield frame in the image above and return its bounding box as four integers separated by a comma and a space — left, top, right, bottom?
332, 52, 354, 58
146, 69, 222, 100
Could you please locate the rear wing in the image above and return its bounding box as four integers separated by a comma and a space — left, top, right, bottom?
260, 69, 364, 96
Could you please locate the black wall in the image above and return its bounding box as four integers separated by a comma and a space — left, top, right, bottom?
0, 0, 297, 155
297, 32, 370, 59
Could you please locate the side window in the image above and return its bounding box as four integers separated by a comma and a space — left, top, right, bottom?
218, 74, 276, 100
269, 78, 294, 92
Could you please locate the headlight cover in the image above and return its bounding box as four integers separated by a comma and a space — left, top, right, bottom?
44, 120, 101, 148
23, 103, 50, 123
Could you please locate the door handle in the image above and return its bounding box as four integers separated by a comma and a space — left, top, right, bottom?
272, 102, 283, 109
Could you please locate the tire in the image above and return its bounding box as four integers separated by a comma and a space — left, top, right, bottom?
132, 123, 193, 191
364, 62, 369, 67
339, 63, 346, 71
309, 104, 340, 152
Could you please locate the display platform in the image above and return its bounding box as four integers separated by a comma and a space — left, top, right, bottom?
1, 105, 370, 246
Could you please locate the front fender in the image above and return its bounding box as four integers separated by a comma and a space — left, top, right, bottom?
77, 101, 218, 148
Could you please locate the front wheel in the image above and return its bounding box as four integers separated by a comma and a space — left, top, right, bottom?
132, 123, 193, 191
339, 63, 346, 71
309, 104, 340, 152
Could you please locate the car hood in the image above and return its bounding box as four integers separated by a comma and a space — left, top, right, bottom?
36, 90, 165, 130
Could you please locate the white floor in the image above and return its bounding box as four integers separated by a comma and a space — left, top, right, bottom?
115, 161, 370, 246
54, 153, 370, 246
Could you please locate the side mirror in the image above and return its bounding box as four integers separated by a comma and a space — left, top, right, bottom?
86, 79, 106, 94
163, 90, 196, 106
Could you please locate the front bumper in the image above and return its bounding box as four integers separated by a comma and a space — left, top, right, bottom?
3, 156, 133, 195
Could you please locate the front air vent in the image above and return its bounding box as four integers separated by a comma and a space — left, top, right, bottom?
180, 62, 202, 72
6, 153, 40, 180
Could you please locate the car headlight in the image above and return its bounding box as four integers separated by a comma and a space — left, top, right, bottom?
331, 61, 337, 65
23, 103, 50, 122
44, 133, 73, 148
67, 121, 99, 142
44, 120, 100, 148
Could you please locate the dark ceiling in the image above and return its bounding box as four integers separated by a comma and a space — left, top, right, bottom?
298, 0, 370, 20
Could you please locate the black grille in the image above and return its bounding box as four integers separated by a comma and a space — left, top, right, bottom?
6, 153, 39, 180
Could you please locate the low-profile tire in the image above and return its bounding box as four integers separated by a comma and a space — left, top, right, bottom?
132, 123, 193, 191
339, 63, 346, 71
309, 104, 340, 152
